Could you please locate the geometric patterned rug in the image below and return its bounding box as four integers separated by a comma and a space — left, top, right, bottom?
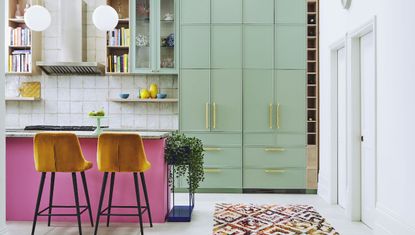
213, 203, 339, 235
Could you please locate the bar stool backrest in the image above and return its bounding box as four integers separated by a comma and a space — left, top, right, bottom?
34, 132, 91, 172
97, 133, 151, 172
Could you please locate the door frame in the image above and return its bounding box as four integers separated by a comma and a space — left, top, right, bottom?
329, 36, 347, 205
347, 17, 378, 221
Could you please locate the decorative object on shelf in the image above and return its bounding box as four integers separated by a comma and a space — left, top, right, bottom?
24, 5, 51, 31
24, 1, 31, 14
136, 34, 149, 47
166, 33, 174, 47
341, 0, 351, 9
163, 13, 174, 21
15, 3, 23, 19
165, 132, 204, 222
92, 5, 119, 31
19, 82, 40, 99
157, 93, 167, 99
149, 83, 158, 99
119, 93, 130, 99
161, 58, 174, 68
139, 88, 150, 99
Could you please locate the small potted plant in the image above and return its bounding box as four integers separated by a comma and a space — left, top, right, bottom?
165, 132, 204, 222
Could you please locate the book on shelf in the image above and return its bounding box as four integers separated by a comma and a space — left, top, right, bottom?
107, 54, 129, 73
8, 50, 32, 73
107, 28, 130, 46
9, 27, 31, 46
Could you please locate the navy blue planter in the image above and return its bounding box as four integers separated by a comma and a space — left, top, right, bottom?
167, 165, 195, 222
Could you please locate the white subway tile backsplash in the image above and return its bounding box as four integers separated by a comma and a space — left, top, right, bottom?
57, 88, 70, 101
58, 101, 70, 113
109, 114, 121, 128
32, 114, 45, 125
58, 114, 71, 126
32, 102, 45, 114
135, 76, 147, 88
6, 114, 19, 127
71, 76, 83, 88
44, 114, 58, 124
109, 76, 122, 89
147, 103, 160, 115
19, 102, 32, 114
109, 102, 122, 114
70, 114, 84, 126
45, 101, 58, 114
19, 114, 32, 127
122, 115, 135, 128
160, 115, 173, 130
96, 76, 108, 88
135, 103, 147, 114
147, 115, 160, 130
58, 77, 71, 88
83, 78, 96, 88
83, 89, 97, 101
70, 102, 83, 114
122, 77, 135, 89
44, 88, 58, 100
95, 89, 108, 101
134, 115, 147, 129
6, 101, 19, 114
44, 76, 58, 88
121, 103, 135, 114
70, 89, 83, 101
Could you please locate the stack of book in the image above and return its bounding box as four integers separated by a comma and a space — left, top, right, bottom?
8, 50, 32, 73
107, 28, 130, 46
9, 27, 31, 46
107, 54, 129, 73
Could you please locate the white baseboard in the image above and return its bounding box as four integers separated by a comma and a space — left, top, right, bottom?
374, 205, 415, 235
317, 175, 331, 203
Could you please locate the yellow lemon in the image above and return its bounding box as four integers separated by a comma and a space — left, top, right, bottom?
149, 83, 158, 99
140, 89, 150, 99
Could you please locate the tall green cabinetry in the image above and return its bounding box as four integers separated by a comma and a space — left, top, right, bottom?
179, 0, 306, 192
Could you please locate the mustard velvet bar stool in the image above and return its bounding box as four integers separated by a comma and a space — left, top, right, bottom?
31, 133, 94, 235
94, 133, 152, 235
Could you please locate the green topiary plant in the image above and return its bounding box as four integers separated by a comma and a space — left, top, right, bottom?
165, 132, 204, 193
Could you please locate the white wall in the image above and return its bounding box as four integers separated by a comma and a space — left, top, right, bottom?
319, 0, 415, 234
0, 0, 6, 233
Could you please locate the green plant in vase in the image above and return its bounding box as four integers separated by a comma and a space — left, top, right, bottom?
165, 132, 204, 193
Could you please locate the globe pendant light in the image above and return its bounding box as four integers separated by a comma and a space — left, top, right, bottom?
24, 5, 51, 32
92, 5, 119, 31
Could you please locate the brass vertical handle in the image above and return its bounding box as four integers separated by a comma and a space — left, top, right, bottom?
276, 103, 280, 129
213, 102, 216, 129
269, 103, 273, 129
205, 103, 209, 129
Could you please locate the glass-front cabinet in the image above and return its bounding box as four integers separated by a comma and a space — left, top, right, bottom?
131, 0, 178, 74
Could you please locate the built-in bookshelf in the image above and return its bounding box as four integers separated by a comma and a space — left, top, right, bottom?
106, 0, 130, 74
306, 0, 319, 190
6, 0, 41, 74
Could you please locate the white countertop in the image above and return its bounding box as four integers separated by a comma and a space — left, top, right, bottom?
5, 129, 171, 139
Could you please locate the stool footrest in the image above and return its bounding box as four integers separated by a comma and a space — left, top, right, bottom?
100, 205, 148, 217
37, 205, 89, 217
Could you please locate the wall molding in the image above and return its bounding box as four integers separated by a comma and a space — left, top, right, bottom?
374, 205, 415, 235
317, 175, 331, 203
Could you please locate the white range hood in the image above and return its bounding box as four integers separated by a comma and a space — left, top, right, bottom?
37, 0, 105, 75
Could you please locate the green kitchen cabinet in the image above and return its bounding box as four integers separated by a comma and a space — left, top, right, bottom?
180, 25, 211, 69
275, 70, 306, 133
180, 70, 210, 132
275, 0, 306, 24
211, 0, 242, 23
243, 25, 274, 69
180, 0, 211, 24
211, 26, 243, 69
275, 25, 306, 69
243, 168, 306, 189
131, 0, 179, 74
210, 69, 242, 132
243, 0, 274, 23
243, 70, 274, 133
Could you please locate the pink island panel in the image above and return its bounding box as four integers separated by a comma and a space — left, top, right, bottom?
6, 137, 169, 223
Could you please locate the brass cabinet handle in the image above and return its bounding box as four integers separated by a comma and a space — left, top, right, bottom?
264, 148, 286, 152
205, 102, 209, 129
204, 168, 221, 173
204, 147, 222, 151
276, 103, 280, 129
269, 103, 273, 129
213, 102, 217, 129
265, 169, 286, 174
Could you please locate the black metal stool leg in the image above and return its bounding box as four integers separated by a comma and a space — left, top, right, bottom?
47, 172, 55, 227
107, 172, 115, 227
94, 172, 108, 235
134, 173, 144, 235
72, 173, 82, 235
31, 172, 46, 235
81, 171, 94, 227
140, 173, 153, 227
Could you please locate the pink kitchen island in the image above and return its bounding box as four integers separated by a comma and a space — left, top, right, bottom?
5, 130, 170, 223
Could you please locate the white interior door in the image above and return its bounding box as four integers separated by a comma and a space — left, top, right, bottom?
337, 47, 347, 209
360, 31, 376, 228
